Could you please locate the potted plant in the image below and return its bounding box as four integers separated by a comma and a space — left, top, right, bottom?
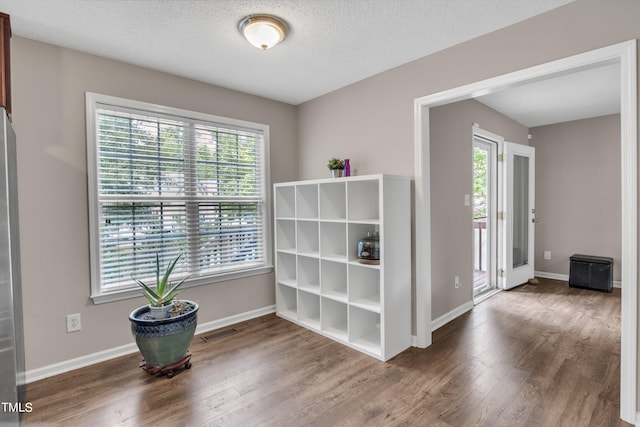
129, 253, 199, 376
327, 157, 345, 178
132, 253, 188, 319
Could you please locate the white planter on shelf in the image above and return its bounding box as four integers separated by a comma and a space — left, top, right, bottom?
149, 302, 174, 320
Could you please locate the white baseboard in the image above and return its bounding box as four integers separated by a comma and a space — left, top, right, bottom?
534, 271, 569, 281
25, 342, 140, 385
194, 305, 275, 336
25, 304, 276, 384
431, 301, 474, 332
534, 271, 621, 289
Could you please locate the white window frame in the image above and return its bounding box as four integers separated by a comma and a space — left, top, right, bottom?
85, 92, 272, 304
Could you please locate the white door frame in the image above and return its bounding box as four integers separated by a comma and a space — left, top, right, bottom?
413, 40, 637, 423
472, 126, 500, 298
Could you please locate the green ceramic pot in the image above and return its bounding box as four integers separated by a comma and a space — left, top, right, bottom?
129, 300, 199, 368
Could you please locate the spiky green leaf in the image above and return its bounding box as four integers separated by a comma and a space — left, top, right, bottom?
131, 253, 188, 307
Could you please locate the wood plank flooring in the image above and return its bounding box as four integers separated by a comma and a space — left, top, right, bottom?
22, 278, 629, 426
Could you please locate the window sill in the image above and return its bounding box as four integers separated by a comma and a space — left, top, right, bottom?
91, 265, 274, 305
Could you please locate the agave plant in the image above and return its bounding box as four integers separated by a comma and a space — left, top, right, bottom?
132, 253, 188, 307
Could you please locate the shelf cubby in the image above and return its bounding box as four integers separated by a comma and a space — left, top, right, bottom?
321, 298, 348, 341
320, 221, 347, 260
276, 219, 296, 252
296, 184, 319, 219
297, 255, 320, 294
274, 175, 410, 361
319, 182, 346, 220
321, 260, 348, 302
276, 252, 296, 287
349, 306, 381, 355
347, 223, 380, 262
275, 186, 295, 218
298, 290, 320, 329
349, 265, 381, 313
297, 220, 319, 256
347, 180, 380, 222
276, 283, 297, 320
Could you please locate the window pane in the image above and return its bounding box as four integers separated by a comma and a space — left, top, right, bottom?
512, 154, 529, 268
99, 202, 188, 288
198, 202, 262, 271
195, 126, 259, 197
90, 97, 268, 295
98, 114, 186, 196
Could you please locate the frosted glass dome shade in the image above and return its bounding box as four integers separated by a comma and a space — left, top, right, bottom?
239, 15, 289, 50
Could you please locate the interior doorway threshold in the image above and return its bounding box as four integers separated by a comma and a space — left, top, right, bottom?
474, 288, 501, 305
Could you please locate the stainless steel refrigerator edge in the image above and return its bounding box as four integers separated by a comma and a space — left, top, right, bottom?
0, 107, 25, 425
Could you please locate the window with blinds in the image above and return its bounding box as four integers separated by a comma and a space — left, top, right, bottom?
86, 93, 271, 302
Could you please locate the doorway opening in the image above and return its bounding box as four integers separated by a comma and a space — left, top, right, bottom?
473, 131, 498, 301
414, 40, 637, 422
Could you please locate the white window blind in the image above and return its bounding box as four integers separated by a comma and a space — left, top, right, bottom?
86, 93, 271, 302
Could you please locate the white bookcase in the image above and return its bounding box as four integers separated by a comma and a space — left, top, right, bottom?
274, 174, 411, 361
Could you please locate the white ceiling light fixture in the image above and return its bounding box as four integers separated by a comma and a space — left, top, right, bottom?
238, 14, 289, 50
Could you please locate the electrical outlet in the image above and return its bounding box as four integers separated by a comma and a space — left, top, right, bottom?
454, 275, 461, 289
544, 251, 551, 260
66, 313, 81, 333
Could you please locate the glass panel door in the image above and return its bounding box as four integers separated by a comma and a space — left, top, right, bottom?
473, 134, 497, 299
512, 154, 529, 268
500, 142, 535, 290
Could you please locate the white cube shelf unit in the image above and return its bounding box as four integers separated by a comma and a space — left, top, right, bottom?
274, 174, 411, 361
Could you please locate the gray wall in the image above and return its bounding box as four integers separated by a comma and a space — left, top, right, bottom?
11, 37, 298, 371
532, 114, 621, 281
296, 0, 637, 321
430, 99, 528, 319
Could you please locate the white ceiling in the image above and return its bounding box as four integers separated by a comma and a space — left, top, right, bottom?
476, 63, 621, 128
5, 0, 617, 129
1, 0, 573, 106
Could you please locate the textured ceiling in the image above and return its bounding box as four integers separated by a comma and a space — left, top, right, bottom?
0, 0, 573, 105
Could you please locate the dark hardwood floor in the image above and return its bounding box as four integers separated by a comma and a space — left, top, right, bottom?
22, 278, 629, 426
